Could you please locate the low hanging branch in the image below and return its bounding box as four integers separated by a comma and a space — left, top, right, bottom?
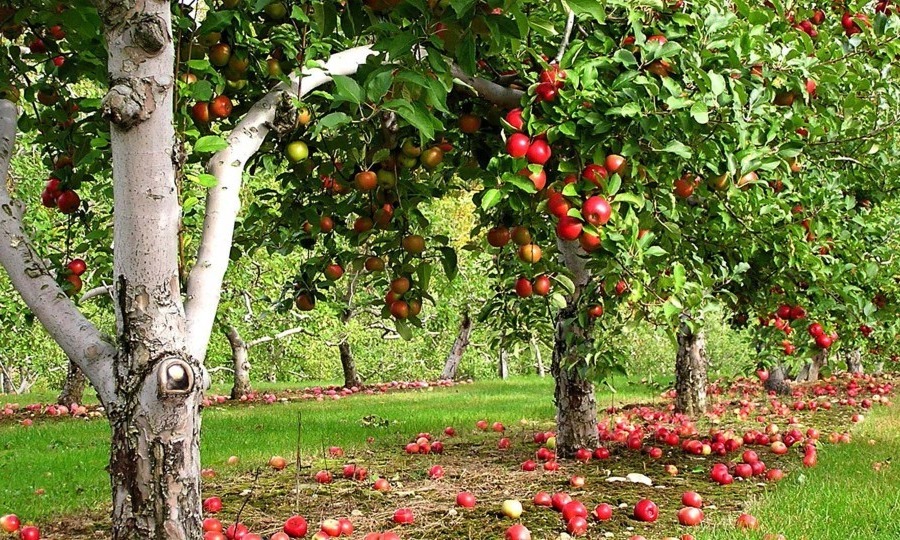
0, 100, 117, 405
554, 9, 576, 63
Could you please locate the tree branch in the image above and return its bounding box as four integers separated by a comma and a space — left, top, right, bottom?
81, 283, 114, 302
184, 46, 378, 362
247, 326, 315, 348
0, 99, 117, 405
450, 65, 525, 109
554, 8, 576, 63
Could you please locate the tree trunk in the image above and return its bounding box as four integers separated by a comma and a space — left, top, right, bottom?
339, 340, 361, 388
764, 364, 792, 395
440, 311, 473, 380
101, 2, 204, 537
796, 350, 827, 383
498, 346, 509, 379
226, 326, 251, 400
674, 323, 708, 416
551, 239, 599, 458
0, 359, 13, 394
57, 360, 87, 406
846, 349, 863, 374
532, 337, 546, 377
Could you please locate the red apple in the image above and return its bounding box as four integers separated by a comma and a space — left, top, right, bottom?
283, 516, 308, 538
203, 496, 223, 513
1, 515, 20, 533
678, 507, 704, 526
633, 499, 658, 522
582, 196, 612, 226
18, 527, 39, 540
593, 503, 613, 521
736, 513, 759, 530
504, 524, 531, 540
456, 491, 476, 508
681, 491, 702, 508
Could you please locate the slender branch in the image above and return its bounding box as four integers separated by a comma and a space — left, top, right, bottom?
184, 46, 378, 362
81, 283, 114, 302
247, 326, 315, 348
554, 8, 576, 63
0, 100, 117, 405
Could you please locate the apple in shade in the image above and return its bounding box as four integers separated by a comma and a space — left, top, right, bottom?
504, 524, 531, 540
269, 456, 287, 470
205, 533, 227, 540
678, 507, 704, 526
521, 459, 537, 471
633, 499, 659, 522
766, 468, 784, 481
593, 447, 610, 460
203, 496, 223, 513
533, 492, 552, 507
18, 528, 40, 540
574, 448, 592, 462
681, 492, 702, 508
225, 523, 248, 539
476, 419, 488, 430
271, 533, 291, 540
393, 508, 414, 525
315, 470, 333, 484
498, 437, 512, 449
283, 515, 308, 538
337, 518, 353, 536
593, 503, 613, 521
456, 492, 476, 508
501, 500, 524, 519
0, 515, 21, 533
567, 516, 588, 536
428, 465, 445, 479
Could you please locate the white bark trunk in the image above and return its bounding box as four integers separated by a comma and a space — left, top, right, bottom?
531, 336, 545, 377
846, 349, 863, 374
0, 100, 117, 404
796, 351, 827, 383
99, 3, 203, 538
674, 322, 708, 416
184, 46, 377, 363
440, 311, 473, 380
226, 326, 251, 399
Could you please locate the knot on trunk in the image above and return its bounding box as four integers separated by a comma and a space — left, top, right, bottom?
131, 15, 168, 55
101, 80, 160, 130
97, 0, 134, 27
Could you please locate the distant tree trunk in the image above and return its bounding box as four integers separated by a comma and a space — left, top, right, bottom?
498, 347, 509, 379
846, 349, 863, 374
338, 307, 362, 388
57, 360, 87, 406
441, 311, 473, 380
226, 326, 251, 399
764, 364, 792, 395
551, 240, 599, 458
0, 359, 13, 394
796, 350, 827, 382
674, 323, 708, 416
531, 336, 545, 377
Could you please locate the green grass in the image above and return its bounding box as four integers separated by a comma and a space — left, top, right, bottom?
0, 376, 655, 523
696, 403, 900, 540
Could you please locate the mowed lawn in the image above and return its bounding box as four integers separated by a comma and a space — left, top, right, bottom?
0, 377, 654, 523
696, 401, 900, 540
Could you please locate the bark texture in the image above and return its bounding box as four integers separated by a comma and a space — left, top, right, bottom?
100, 2, 203, 538
339, 340, 361, 389
551, 239, 599, 458
674, 323, 708, 416
532, 337, 545, 377
796, 350, 827, 383
226, 326, 251, 399
498, 347, 509, 379
440, 311, 473, 380
846, 349, 863, 374
764, 364, 792, 395
58, 360, 87, 406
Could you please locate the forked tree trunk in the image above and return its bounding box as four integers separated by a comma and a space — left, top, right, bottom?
57, 360, 87, 406
674, 323, 708, 416
226, 326, 251, 399
764, 364, 792, 395
441, 311, 473, 380
551, 240, 598, 457
796, 350, 827, 382
846, 349, 863, 374
101, 2, 204, 537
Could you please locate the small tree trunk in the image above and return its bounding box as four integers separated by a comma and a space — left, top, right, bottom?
0, 360, 13, 394
57, 360, 87, 406
764, 364, 792, 395
498, 346, 509, 379
226, 326, 251, 400
440, 311, 473, 380
532, 337, 545, 377
551, 239, 599, 458
796, 350, 827, 383
674, 323, 708, 416
846, 349, 863, 374
338, 308, 362, 388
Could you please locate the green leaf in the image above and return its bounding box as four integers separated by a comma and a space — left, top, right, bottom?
457, 32, 476, 76
659, 140, 692, 159
331, 75, 364, 105
395, 320, 413, 341
691, 101, 709, 124
384, 100, 442, 140
614, 192, 645, 207
566, 0, 606, 21
480, 188, 503, 210
708, 69, 726, 96
318, 112, 352, 130
194, 135, 229, 153
439, 247, 459, 281
502, 172, 538, 193
612, 48, 637, 67
366, 70, 394, 102
450, 0, 477, 17
645, 245, 667, 257
553, 274, 576, 295
550, 293, 568, 309
673, 262, 686, 293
